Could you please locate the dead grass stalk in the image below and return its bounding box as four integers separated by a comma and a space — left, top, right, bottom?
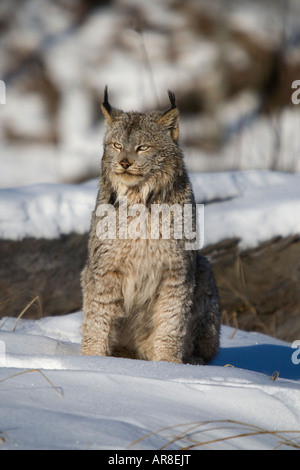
128, 419, 300, 450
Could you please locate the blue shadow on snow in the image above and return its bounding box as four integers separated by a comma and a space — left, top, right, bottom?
211, 344, 300, 380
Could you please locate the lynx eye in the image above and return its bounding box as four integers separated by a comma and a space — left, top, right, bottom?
137, 145, 150, 152
112, 142, 122, 150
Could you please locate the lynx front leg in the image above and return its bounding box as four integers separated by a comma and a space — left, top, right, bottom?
81, 267, 124, 356
152, 275, 193, 363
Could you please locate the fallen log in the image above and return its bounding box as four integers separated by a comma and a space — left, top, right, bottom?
0, 234, 299, 342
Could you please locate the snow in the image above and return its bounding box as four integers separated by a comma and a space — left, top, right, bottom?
0, 312, 299, 450
193, 170, 300, 249
0, 170, 299, 250
0, 179, 97, 240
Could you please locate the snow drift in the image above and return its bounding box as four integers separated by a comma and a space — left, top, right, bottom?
0, 312, 299, 450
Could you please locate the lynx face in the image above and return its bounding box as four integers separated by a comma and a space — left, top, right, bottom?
104, 114, 161, 186
102, 89, 180, 189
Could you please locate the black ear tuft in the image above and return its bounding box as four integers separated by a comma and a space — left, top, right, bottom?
102, 85, 115, 123
103, 85, 112, 113
167, 90, 176, 109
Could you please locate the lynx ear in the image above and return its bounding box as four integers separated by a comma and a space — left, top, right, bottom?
101, 86, 122, 124
101, 86, 113, 123
157, 90, 179, 142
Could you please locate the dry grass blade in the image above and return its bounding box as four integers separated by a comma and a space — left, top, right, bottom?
161, 419, 261, 449
221, 310, 239, 339
178, 419, 300, 449
12, 295, 42, 332
128, 421, 201, 449
160, 422, 245, 450
129, 419, 300, 450
159, 422, 207, 450
270, 371, 280, 381
0, 292, 43, 332
236, 255, 248, 296
219, 259, 271, 335
181, 429, 300, 450
0, 369, 64, 397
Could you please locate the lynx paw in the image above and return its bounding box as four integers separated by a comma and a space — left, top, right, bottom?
152, 352, 183, 364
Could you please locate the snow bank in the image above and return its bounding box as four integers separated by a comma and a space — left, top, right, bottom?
0, 312, 299, 450
194, 170, 300, 249
0, 179, 97, 240
0, 170, 299, 250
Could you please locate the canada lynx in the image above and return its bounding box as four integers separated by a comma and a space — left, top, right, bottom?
81, 88, 220, 364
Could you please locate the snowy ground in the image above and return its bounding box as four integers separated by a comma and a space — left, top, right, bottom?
0, 312, 299, 450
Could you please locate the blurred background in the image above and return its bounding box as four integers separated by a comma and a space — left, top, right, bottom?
0, 0, 300, 188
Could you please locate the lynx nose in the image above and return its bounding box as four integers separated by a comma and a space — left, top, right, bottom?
119, 159, 132, 170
